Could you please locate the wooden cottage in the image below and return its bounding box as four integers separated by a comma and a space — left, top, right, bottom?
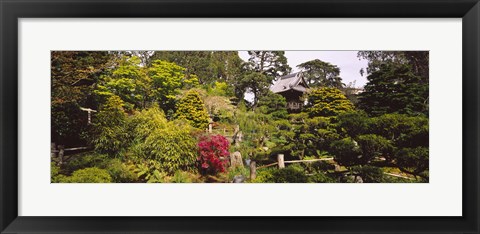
270, 72, 309, 111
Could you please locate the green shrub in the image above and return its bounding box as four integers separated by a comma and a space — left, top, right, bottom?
306, 87, 354, 117
308, 172, 337, 183
170, 171, 201, 183
207, 81, 231, 97
350, 165, 384, 183
336, 111, 370, 137
330, 137, 361, 167
51, 162, 66, 183
51, 162, 60, 178
224, 166, 249, 182
356, 134, 393, 164
370, 114, 428, 148
133, 160, 169, 183
64, 153, 110, 173
395, 147, 429, 178
174, 90, 210, 129
128, 107, 168, 140
132, 125, 198, 174
301, 157, 335, 174
129, 107, 199, 175
252, 167, 276, 183
91, 95, 129, 156
257, 91, 288, 120
59, 167, 112, 183
104, 159, 138, 183
253, 165, 309, 183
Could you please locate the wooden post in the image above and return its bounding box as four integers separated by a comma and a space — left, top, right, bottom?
277, 154, 285, 169
51, 142, 56, 159
87, 111, 91, 124
80, 107, 97, 124
58, 145, 65, 165
208, 123, 212, 133
249, 161, 256, 180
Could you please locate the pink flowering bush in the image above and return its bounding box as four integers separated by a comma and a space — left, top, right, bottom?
197, 135, 230, 175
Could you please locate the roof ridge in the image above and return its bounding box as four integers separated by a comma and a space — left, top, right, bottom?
270, 72, 308, 94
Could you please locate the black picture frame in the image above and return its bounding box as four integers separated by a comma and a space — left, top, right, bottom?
1, 0, 479, 233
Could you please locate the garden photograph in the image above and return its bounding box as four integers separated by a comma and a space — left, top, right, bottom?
51, 50, 429, 183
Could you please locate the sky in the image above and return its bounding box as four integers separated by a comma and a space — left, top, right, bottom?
238, 51, 369, 87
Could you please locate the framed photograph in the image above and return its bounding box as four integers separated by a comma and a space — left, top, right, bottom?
1, 0, 478, 233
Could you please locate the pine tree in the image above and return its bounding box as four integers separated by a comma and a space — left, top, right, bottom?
358, 63, 428, 116
297, 59, 343, 88
174, 90, 210, 129
306, 88, 354, 117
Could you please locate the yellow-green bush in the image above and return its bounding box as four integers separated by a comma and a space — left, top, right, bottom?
170, 171, 202, 183
253, 165, 309, 183
51, 162, 66, 183
174, 90, 210, 129
130, 107, 198, 175
306, 87, 354, 117
64, 153, 109, 173
91, 95, 129, 156
105, 159, 138, 183
59, 167, 112, 183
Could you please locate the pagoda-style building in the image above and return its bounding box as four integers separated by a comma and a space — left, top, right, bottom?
270, 72, 309, 111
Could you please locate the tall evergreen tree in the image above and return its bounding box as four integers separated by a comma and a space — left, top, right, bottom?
236, 71, 271, 107
174, 90, 210, 129
247, 51, 291, 82
297, 59, 343, 88
358, 63, 428, 116
236, 51, 291, 106
210, 51, 244, 83
357, 51, 429, 83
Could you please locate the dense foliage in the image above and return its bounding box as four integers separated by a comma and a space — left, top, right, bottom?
129, 107, 199, 175
306, 87, 354, 117
91, 95, 128, 155
51, 50, 429, 183
297, 59, 342, 88
51, 51, 113, 146
359, 63, 428, 116
59, 167, 112, 183
174, 90, 210, 129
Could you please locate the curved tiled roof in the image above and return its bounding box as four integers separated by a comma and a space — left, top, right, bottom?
270, 72, 309, 94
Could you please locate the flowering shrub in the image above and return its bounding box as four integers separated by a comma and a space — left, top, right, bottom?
197, 135, 230, 175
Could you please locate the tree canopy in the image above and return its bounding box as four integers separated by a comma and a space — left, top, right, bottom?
358, 63, 428, 116
306, 87, 354, 117
297, 59, 343, 88
51, 50, 429, 184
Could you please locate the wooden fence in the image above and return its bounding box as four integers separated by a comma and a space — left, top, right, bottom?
51, 143, 90, 165
249, 154, 414, 181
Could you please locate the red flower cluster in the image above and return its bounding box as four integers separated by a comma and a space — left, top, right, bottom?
197, 135, 230, 175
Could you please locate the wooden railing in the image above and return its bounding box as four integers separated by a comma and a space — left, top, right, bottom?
51, 143, 91, 165
249, 154, 414, 181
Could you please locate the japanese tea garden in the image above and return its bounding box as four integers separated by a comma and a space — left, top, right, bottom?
51, 51, 429, 183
